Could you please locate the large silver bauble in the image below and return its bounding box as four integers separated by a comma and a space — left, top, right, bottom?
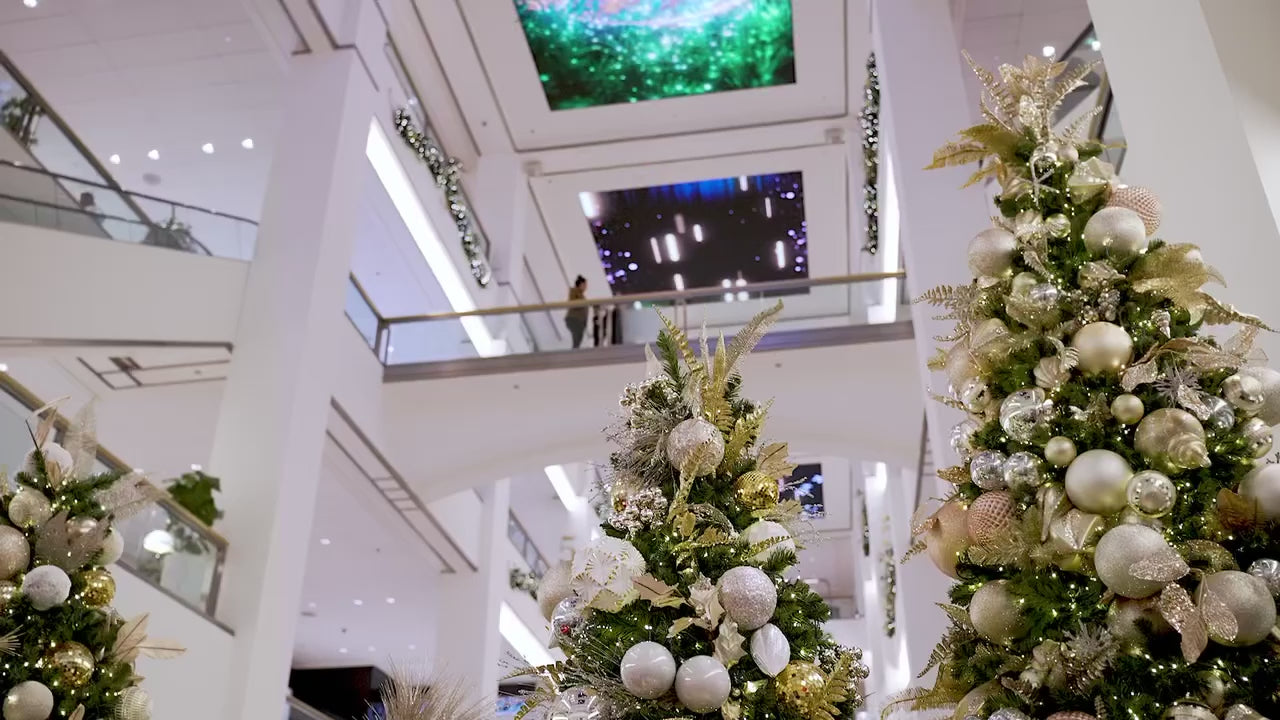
1003, 451, 1045, 489
537, 561, 574, 620
1224, 705, 1266, 720
1126, 470, 1177, 517
1238, 366, 1280, 425
749, 623, 790, 677
1223, 374, 1265, 415
968, 228, 1017, 279
1164, 704, 1218, 720
1106, 596, 1173, 645
959, 377, 993, 415
717, 566, 777, 630
666, 418, 725, 476
620, 641, 677, 699
0, 526, 29, 581
1064, 449, 1133, 515
743, 520, 794, 563
7, 486, 51, 529
950, 419, 981, 460
551, 595, 587, 642
549, 687, 604, 720
1000, 388, 1053, 442
1204, 395, 1236, 431
1044, 436, 1077, 467
674, 656, 731, 713
1083, 206, 1148, 258
21, 564, 71, 611
1110, 394, 1145, 425
3, 681, 54, 720
1240, 417, 1274, 458
1135, 408, 1210, 474
1095, 524, 1175, 598
1239, 463, 1280, 520
1070, 322, 1134, 375
926, 501, 969, 579
989, 710, 1032, 720
1198, 570, 1276, 646
1247, 558, 1280, 597
970, 450, 1008, 490
968, 580, 1029, 645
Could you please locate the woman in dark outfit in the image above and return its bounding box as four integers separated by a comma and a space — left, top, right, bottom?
566, 275, 588, 348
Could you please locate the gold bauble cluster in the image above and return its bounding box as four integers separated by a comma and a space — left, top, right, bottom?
46, 640, 95, 687
734, 471, 779, 509
79, 567, 116, 608
775, 661, 826, 714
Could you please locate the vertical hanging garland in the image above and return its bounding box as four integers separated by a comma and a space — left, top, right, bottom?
858, 490, 871, 556
859, 53, 880, 255
393, 109, 493, 287
880, 515, 897, 638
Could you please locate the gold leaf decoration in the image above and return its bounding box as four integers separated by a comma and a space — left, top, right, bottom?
63, 402, 98, 480
1217, 488, 1263, 533
110, 614, 151, 664
0, 629, 19, 656
34, 511, 109, 571
634, 575, 684, 608
811, 652, 853, 720
712, 619, 747, 668
757, 442, 797, 480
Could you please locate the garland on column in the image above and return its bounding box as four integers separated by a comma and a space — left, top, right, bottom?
392, 109, 493, 288
858, 53, 880, 256
858, 490, 871, 557
880, 516, 897, 638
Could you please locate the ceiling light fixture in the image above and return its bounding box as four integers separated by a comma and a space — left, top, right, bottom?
723, 292, 735, 303
1042, 45, 1056, 58
307, 602, 317, 609
0, 363, 8, 373
108, 154, 120, 165
339, 648, 349, 654
142, 529, 175, 555
408, 644, 416, 651
545, 464, 582, 511
147, 149, 159, 160
190, 464, 202, 471
692, 224, 703, 242
664, 233, 680, 262
673, 273, 684, 291
578, 192, 600, 219
775, 240, 786, 268
368, 645, 376, 652
738, 175, 748, 192
22, 0, 37, 8
674, 213, 686, 234
385, 597, 396, 604
650, 237, 662, 264
1089, 38, 1101, 51
241, 138, 254, 150
201, 143, 214, 154
319, 538, 331, 546
353, 599, 364, 606
764, 197, 773, 218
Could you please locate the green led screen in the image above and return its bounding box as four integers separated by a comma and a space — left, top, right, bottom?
515, 0, 796, 110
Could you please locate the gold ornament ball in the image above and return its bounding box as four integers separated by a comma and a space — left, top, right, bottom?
1064, 449, 1133, 515
967, 228, 1017, 279
79, 567, 116, 608
775, 661, 826, 714
1083, 206, 1149, 258
926, 501, 970, 579
1071, 322, 1134, 375
0, 525, 30, 581
952, 681, 999, 720
1198, 570, 1276, 647
1044, 436, 1078, 467
1240, 417, 1274, 458
7, 486, 52, 530
1107, 185, 1162, 235
969, 580, 1030, 645
734, 471, 779, 510
1135, 408, 1210, 473
46, 640, 95, 688
1111, 394, 1145, 424
966, 491, 1017, 546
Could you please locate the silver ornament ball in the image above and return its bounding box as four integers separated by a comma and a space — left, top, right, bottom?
1044, 436, 1077, 467
620, 641, 677, 699
1239, 463, 1280, 520
1010, 272, 1038, 296
100, 527, 125, 565
1083, 206, 1149, 259
749, 623, 791, 677
0, 525, 29, 581
1247, 558, 1280, 597
1223, 373, 1266, 415
743, 520, 795, 563
1065, 449, 1133, 515
549, 687, 604, 720
1045, 213, 1071, 237
950, 419, 981, 460
958, 377, 993, 414
989, 710, 1032, 720
1071, 322, 1134, 375
1198, 570, 1276, 647
1164, 704, 1218, 720
1000, 388, 1054, 442
968, 580, 1029, 645
1095, 523, 1175, 598
1107, 597, 1173, 645
970, 450, 1008, 490
1003, 451, 1045, 489
1203, 395, 1236, 431
675, 656, 731, 713
666, 418, 725, 476
551, 595, 587, 642
3, 681, 54, 720
1240, 417, 1274, 458
1110, 394, 1145, 425
1126, 470, 1177, 517
717, 566, 777, 631
1237, 366, 1280, 425
967, 228, 1017, 279
1027, 283, 1060, 311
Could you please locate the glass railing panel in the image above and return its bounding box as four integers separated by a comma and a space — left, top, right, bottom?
114, 499, 224, 616
345, 276, 380, 349
126, 193, 257, 260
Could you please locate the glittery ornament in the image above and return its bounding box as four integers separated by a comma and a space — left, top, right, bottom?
1223, 373, 1265, 415
1065, 449, 1133, 515
989, 710, 1031, 720
21, 564, 70, 610
1107, 185, 1162, 235
1107, 596, 1173, 645
969, 580, 1030, 644
45, 640, 95, 687
675, 656, 731, 713
1110, 394, 1145, 424
609, 487, 668, 534
1135, 408, 1210, 473
717, 566, 777, 631
1000, 388, 1053, 442
79, 567, 115, 608
536, 561, 573, 620
1083, 206, 1148, 258
969, 450, 1007, 490
1163, 705, 1217, 720
0, 581, 17, 608
970, 318, 1013, 361
950, 419, 981, 460
620, 641, 676, 699
1239, 463, 1280, 520
1247, 558, 1280, 597
0, 526, 29, 581
1047, 509, 1104, 571
3, 681, 54, 720
1071, 322, 1133, 375
7, 486, 51, 529
775, 661, 826, 714
1126, 470, 1177, 517
665, 418, 724, 476
733, 471, 779, 510
1027, 283, 1060, 311
1240, 417, 1273, 458
1003, 451, 1044, 489
967, 228, 1017, 279
551, 595, 587, 642
1095, 524, 1178, 598
958, 377, 993, 414
925, 501, 969, 579
1198, 570, 1276, 646
549, 687, 604, 720
1045, 213, 1071, 237
1044, 436, 1077, 467
1225, 705, 1267, 720
966, 491, 1016, 545
1203, 395, 1236, 431
1238, 366, 1280, 425
571, 536, 645, 607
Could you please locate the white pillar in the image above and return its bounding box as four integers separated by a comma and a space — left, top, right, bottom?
435, 479, 511, 701
210, 50, 375, 719
1087, 0, 1280, 359
872, 0, 986, 678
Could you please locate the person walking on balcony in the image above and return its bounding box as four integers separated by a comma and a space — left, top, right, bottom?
566, 275, 589, 349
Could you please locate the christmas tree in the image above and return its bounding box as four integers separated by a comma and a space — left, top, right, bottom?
899, 54, 1280, 720
0, 405, 180, 720
524, 305, 868, 720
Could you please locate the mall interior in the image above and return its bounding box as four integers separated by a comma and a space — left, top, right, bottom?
2, 1, 1280, 719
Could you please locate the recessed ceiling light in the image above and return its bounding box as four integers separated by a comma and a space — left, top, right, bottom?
22, 0, 37, 8
133, 468, 145, 474
319, 538, 331, 546
0, 363, 8, 373
190, 463, 202, 471
1042, 45, 1056, 58
353, 599, 364, 606
367, 645, 376, 652
1089, 38, 1101, 51
241, 137, 254, 150
408, 644, 416, 651
385, 597, 396, 604
307, 602, 317, 609
108, 154, 120, 165
201, 143, 214, 154
338, 647, 348, 654
147, 149, 159, 160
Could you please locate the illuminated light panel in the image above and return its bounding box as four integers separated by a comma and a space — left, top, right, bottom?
515, 0, 796, 109
673, 273, 685, 290
501, 602, 554, 665
545, 464, 583, 511
587, 171, 808, 298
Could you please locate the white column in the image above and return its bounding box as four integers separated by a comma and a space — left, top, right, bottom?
210, 50, 375, 719
472, 153, 532, 348
872, 0, 986, 678
435, 479, 511, 701
1087, 0, 1280, 359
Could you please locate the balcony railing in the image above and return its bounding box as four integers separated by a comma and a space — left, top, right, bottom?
0, 374, 229, 625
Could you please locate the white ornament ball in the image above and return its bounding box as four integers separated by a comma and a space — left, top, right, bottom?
0, 526, 29, 580
1198, 570, 1276, 647
1239, 463, 1280, 520
113, 686, 152, 720
620, 641, 677, 699
1071, 322, 1134, 375
969, 580, 1029, 644
22, 564, 71, 611
1095, 524, 1174, 598
3, 681, 53, 720
100, 528, 125, 565
743, 520, 795, 563
674, 655, 731, 713
1107, 185, 1162, 235
21, 441, 74, 478
1065, 449, 1133, 515
666, 418, 725, 476
1111, 394, 1145, 425
1223, 374, 1266, 415
967, 228, 1017, 279
1044, 436, 1078, 467
537, 561, 574, 620
749, 623, 790, 677
1083, 206, 1149, 258
7, 486, 52, 530
717, 566, 777, 630
1238, 366, 1280, 426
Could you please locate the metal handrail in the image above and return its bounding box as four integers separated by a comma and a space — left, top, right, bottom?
382, 270, 907, 323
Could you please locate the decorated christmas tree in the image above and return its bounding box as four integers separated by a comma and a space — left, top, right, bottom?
899, 54, 1280, 720
1, 405, 180, 720
523, 305, 868, 720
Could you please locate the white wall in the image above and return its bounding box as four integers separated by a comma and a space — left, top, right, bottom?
113, 568, 235, 720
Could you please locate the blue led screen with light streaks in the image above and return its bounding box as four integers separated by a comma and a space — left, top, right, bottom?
582, 171, 808, 298
781, 462, 824, 517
